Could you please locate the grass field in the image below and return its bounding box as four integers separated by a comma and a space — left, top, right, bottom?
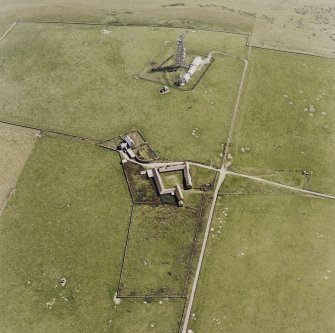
0, 22, 14, 37
189, 178, 335, 333
0, 123, 37, 213
0, 1, 254, 34
0, 22, 246, 164
119, 204, 201, 297
220, 173, 294, 196
0, 135, 134, 332
1, 2, 334, 332
110, 298, 185, 333
1, 0, 334, 57
232, 48, 335, 194
190, 164, 217, 189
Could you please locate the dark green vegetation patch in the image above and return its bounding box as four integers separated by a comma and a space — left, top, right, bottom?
123, 162, 162, 204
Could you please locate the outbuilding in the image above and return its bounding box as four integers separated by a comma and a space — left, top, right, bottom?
126, 148, 136, 159
190, 56, 203, 68
188, 65, 197, 76
181, 73, 191, 85
124, 136, 135, 148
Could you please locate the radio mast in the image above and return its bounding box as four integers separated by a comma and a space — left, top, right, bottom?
175, 33, 186, 68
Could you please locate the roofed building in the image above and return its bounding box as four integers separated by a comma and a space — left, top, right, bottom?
145, 162, 192, 207
152, 168, 175, 195
183, 162, 193, 189
124, 135, 135, 148
175, 184, 184, 207
126, 148, 136, 159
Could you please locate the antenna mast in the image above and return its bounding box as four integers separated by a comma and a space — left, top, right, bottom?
175, 33, 186, 68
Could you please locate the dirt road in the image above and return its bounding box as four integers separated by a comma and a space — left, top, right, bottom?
227, 171, 335, 200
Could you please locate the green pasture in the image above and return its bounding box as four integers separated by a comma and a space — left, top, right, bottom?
232, 48, 335, 194
110, 298, 185, 333
119, 204, 200, 296
0, 135, 134, 332
0, 22, 246, 164
220, 173, 296, 196
190, 164, 217, 189
189, 180, 335, 333
0, 1, 254, 34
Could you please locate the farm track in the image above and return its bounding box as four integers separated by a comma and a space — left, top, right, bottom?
0, 21, 16, 42
181, 169, 226, 333
227, 171, 335, 200
181, 49, 249, 333
207, 51, 249, 162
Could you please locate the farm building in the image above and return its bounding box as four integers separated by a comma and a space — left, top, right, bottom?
145, 162, 192, 207
179, 55, 212, 86
175, 184, 184, 207
118, 135, 137, 160
152, 168, 175, 196
184, 162, 193, 189
126, 148, 136, 159
124, 135, 135, 148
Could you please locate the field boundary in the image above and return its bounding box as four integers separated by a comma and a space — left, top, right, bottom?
116, 200, 207, 298
117, 294, 186, 299
0, 119, 100, 143
0, 21, 17, 42
0, 187, 16, 217
138, 54, 215, 92
182, 193, 206, 296
116, 203, 134, 298
227, 171, 335, 199
14, 20, 334, 60
1, 15, 334, 333
219, 192, 305, 196
19, 20, 250, 36
249, 44, 335, 60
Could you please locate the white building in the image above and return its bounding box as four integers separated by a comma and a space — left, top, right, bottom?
180, 56, 209, 86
